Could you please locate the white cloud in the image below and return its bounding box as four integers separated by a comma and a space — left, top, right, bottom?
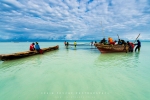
3, 3, 11, 8
0, 0, 150, 40
2, 0, 24, 8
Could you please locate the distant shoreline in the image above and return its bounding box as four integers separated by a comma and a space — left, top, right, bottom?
0, 40, 150, 42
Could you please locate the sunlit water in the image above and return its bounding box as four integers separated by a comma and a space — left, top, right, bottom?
0, 42, 150, 100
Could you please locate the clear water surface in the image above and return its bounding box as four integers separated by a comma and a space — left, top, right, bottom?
0, 41, 150, 100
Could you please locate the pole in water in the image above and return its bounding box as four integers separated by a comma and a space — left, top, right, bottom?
134, 33, 140, 43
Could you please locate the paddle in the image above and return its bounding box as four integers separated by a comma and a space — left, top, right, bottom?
134, 33, 140, 43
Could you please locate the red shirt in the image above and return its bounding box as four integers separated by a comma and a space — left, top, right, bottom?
30, 44, 35, 51
129, 43, 134, 49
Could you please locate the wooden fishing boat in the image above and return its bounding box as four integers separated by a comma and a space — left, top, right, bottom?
94, 43, 129, 53
0, 45, 59, 61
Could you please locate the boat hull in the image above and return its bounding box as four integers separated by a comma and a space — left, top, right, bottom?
0, 45, 59, 61
95, 43, 128, 53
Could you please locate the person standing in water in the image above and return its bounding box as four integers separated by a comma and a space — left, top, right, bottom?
74, 41, 77, 47
64, 41, 67, 46
127, 41, 134, 52
91, 41, 93, 46
66, 42, 69, 48
134, 40, 141, 52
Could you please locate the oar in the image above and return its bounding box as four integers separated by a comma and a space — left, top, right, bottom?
134, 33, 140, 43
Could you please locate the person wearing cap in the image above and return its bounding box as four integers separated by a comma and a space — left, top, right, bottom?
29, 43, 35, 51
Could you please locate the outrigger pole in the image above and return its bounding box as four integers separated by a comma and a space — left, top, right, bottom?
134, 33, 140, 43
117, 34, 120, 40
101, 21, 105, 38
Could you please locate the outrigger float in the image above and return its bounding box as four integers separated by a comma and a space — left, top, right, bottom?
0, 45, 59, 61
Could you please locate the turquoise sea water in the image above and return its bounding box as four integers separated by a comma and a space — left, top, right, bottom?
0, 42, 150, 100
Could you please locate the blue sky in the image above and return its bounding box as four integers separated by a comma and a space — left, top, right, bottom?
0, 0, 150, 41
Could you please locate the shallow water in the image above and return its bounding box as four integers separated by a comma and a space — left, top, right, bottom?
0, 42, 150, 100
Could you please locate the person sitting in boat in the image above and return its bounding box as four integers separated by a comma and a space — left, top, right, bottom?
117, 39, 127, 45
100, 38, 107, 44
108, 37, 115, 45
134, 40, 141, 52
118, 39, 122, 45
35, 42, 43, 54
29, 43, 35, 51
127, 41, 134, 52
114, 40, 117, 45
122, 40, 127, 45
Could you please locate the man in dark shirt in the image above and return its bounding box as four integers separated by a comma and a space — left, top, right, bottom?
134, 40, 141, 52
